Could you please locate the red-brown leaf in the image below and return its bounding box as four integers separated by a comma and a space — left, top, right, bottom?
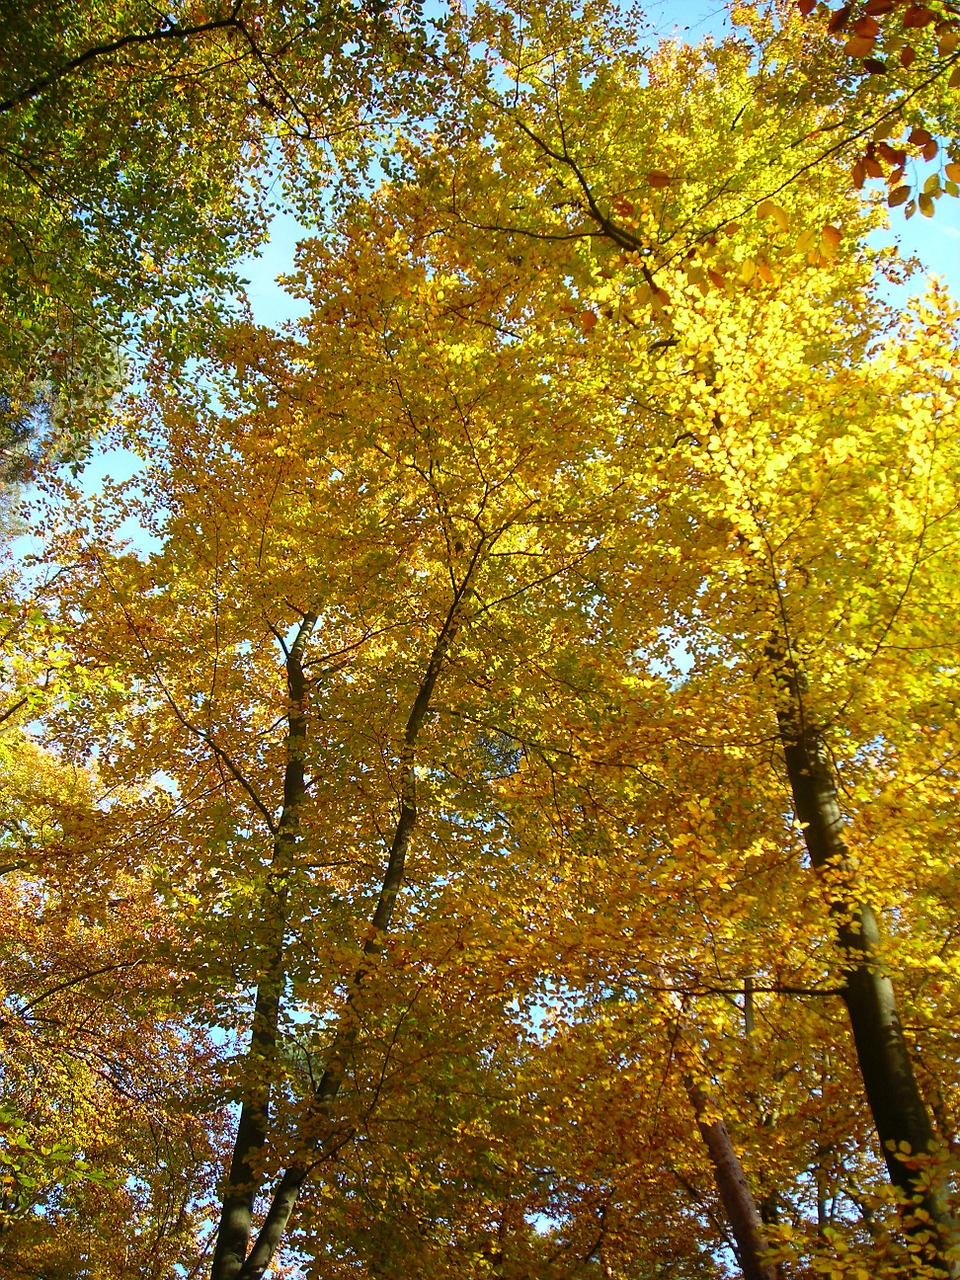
827, 4, 853, 32
902, 5, 936, 27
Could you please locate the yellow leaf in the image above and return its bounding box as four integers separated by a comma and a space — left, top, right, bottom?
757, 199, 790, 230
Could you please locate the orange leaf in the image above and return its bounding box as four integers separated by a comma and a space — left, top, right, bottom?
900, 45, 918, 67
646, 171, 671, 189
580, 311, 598, 333
945, 162, 960, 181
844, 35, 876, 56
797, 0, 816, 12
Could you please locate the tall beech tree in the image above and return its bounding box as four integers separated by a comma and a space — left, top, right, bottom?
389, 5, 960, 1268
4, 1, 960, 1277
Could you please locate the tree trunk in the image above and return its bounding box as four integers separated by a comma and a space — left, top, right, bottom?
776, 663, 957, 1276
684, 1074, 780, 1280
211, 613, 317, 1280
657, 966, 778, 1280
212, 554, 481, 1280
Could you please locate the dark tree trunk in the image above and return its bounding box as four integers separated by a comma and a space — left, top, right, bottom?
776, 664, 957, 1276
210, 613, 317, 1280
212, 551, 482, 1280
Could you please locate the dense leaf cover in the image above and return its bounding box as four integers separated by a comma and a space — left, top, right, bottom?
1, 2, 960, 1278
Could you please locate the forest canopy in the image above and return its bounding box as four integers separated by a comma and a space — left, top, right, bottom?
1, 2, 960, 1279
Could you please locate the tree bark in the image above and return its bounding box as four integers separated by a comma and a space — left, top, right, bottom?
684, 1073, 779, 1280
213, 552, 481, 1280
658, 966, 778, 1280
775, 660, 957, 1276
211, 612, 317, 1280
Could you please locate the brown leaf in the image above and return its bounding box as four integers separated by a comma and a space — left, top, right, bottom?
853, 15, 880, 36
646, 171, 671, 189
902, 5, 936, 27
877, 142, 906, 166
827, 4, 852, 32
887, 184, 912, 206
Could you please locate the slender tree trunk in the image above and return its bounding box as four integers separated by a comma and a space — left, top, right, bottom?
657, 967, 777, 1280
775, 660, 957, 1276
211, 613, 317, 1280
212, 552, 482, 1280
684, 1074, 779, 1280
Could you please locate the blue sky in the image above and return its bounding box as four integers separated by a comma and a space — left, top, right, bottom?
73, 0, 960, 508
237, 0, 960, 330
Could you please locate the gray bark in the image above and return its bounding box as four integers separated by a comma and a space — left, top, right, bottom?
213, 556, 480, 1280
776, 660, 957, 1276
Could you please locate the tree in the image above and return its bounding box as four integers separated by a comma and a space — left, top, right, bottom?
0, 731, 231, 1278
0, 0, 432, 460
387, 4, 960, 1268
5, 2, 960, 1277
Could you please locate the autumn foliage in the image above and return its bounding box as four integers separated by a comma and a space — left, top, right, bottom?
1, 2, 960, 1279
